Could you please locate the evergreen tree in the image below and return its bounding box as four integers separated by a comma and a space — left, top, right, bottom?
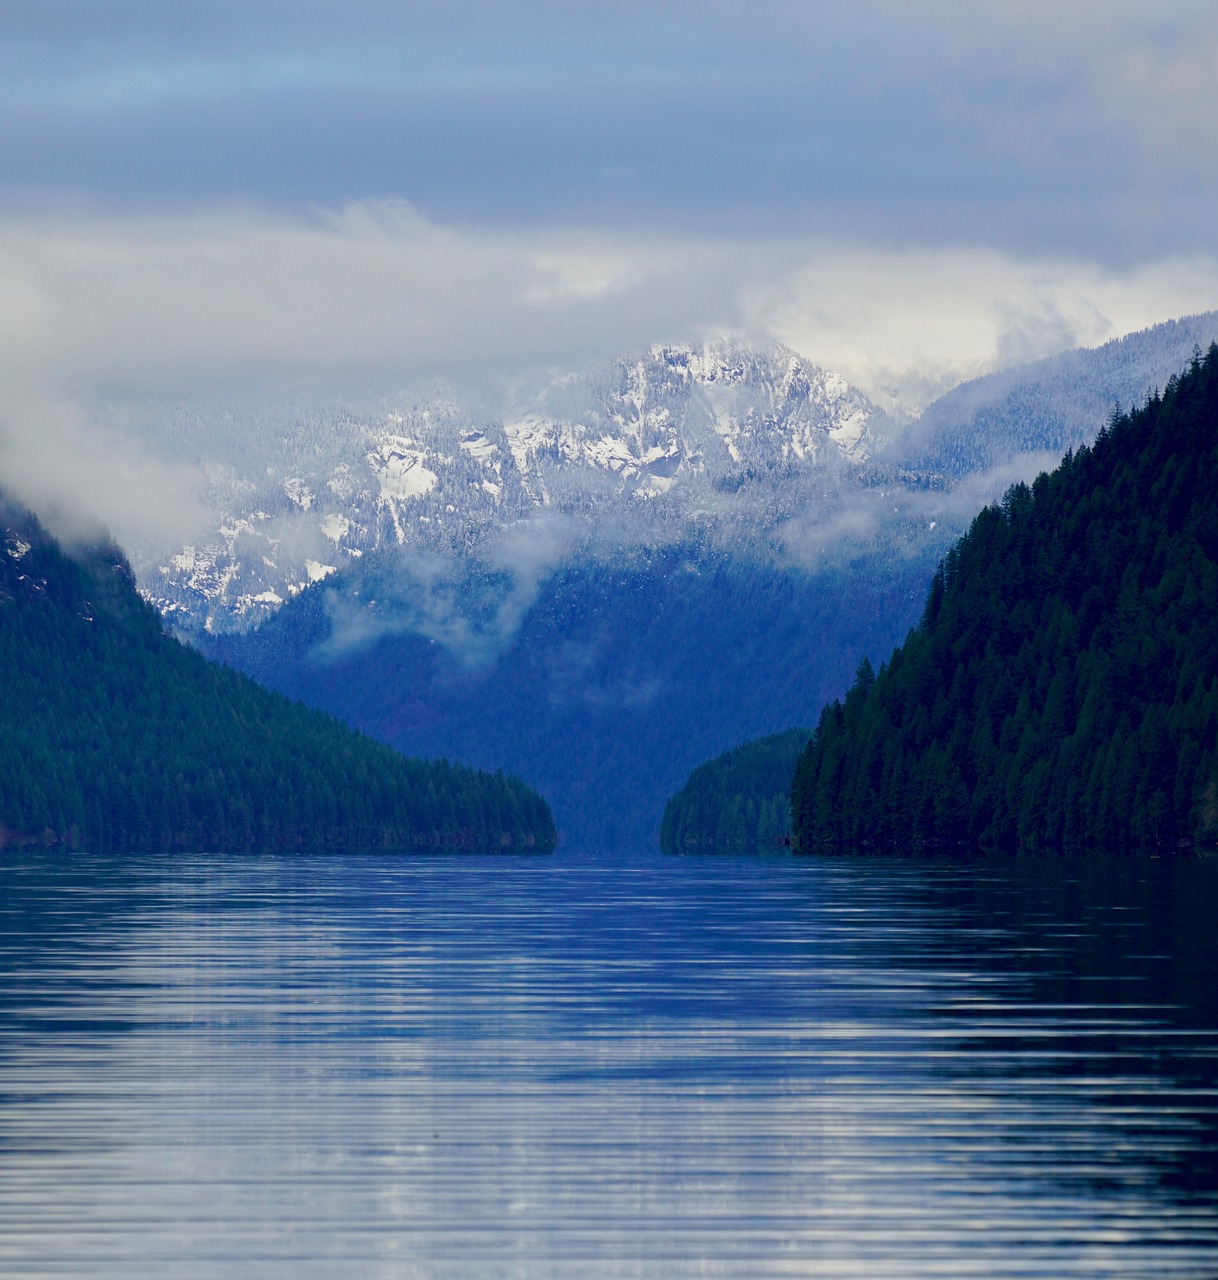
660, 728, 809, 853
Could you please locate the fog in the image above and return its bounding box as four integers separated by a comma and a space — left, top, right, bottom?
3, 200, 1215, 552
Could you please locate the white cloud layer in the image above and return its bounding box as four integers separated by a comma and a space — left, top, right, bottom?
749, 249, 1218, 417
1, 201, 1216, 546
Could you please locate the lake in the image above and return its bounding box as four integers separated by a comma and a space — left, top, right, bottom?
1, 847, 1216, 1278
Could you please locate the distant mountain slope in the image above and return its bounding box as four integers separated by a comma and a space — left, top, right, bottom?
203, 546, 932, 850
890, 311, 1218, 478
659, 728, 808, 854
794, 347, 1218, 852
0, 494, 555, 853
128, 315, 1218, 639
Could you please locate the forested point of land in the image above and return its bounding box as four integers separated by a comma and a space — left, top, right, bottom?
0, 495, 556, 854
660, 728, 809, 854
793, 346, 1218, 853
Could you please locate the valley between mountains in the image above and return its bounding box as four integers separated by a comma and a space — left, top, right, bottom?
148, 316, 1218, 848
5, 314, 1218, 852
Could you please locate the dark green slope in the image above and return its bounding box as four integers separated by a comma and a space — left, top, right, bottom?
659, 728, 808, 853
0, 496, 555, 853
202, 546, 929, 850
793, 347, 1218, 852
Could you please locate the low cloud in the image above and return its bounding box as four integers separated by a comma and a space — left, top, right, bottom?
314, 514, 577, 671
1, 199, 1215, 551
778, 504, 880, 568
0, 201, 741, 405
747, 247, 1218, 420
0, 383, 210, 547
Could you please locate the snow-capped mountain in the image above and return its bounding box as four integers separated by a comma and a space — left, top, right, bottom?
160, 312, 1218, 850
503, 338, 874, 494
134, 338, 885, 631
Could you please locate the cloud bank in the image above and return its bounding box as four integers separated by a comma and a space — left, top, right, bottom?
2, 4, 1217, 549
2, 200, 1216, 547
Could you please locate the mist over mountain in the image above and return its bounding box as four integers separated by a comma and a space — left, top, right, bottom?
130, 314, 1218, 644
126, 337, 888, 634
889, 310, 1218, 478
136, 312, 1218, 847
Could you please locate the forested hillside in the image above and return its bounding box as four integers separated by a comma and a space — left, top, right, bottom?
0, 495, 555, 853
793, 347, 1218, 852
204, 547, 929, 848
659, 728, 808, 853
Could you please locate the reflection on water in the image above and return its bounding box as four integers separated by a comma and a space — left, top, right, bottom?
1, 848, 1216, 1278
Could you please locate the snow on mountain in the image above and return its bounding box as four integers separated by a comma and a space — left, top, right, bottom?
133, 338, 885, 632
504, 338, 876, 492
888, 310, 1218, 477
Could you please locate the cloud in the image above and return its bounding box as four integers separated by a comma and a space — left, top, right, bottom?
0, 202, 733, 544
0, 375, 210, 549
2, 198, 1215, 550
313, 511, 580, 671
747, 247, 1218, 418
0, 202, 740, 403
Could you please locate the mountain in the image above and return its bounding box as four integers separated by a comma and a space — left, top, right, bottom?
133, 337, 885, 634
131, 315, 1218, 641
503, 338, 876, 480
888, 311, 1218, 479
0, 493, 555, 853
659, 728, 809, 854
184, 317, 1218, 850
793, 347, 1218, 852
201, 545, 931, 850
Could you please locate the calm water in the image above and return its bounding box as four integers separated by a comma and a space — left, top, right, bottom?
1, 847, 1216, 1278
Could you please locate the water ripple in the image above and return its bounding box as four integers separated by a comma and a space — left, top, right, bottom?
1, 848, 1216, 1277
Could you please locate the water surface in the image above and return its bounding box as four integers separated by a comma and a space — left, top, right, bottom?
1, 848, 1216, 1277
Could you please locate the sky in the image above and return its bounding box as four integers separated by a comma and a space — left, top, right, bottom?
2, 1, 1218, 542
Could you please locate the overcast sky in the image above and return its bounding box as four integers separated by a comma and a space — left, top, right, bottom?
2, 1, 1217, 539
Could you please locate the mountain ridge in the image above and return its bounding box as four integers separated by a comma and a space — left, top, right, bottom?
128, 313, 1218, 645
889, 310, 1218, 477
135, 337, 885, 634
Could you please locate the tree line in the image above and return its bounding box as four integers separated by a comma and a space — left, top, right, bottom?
0, 496, 555, 854
659, 728, 808, 853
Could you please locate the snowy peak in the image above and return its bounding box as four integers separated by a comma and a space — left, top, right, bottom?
134, 338, 882, 631
504, 338, 878, 494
